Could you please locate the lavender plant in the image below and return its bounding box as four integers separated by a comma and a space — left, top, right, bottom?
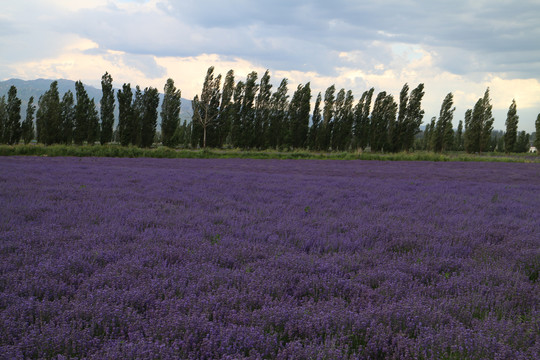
0, 157, 538, 359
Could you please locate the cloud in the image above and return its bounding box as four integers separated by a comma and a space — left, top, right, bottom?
1, 0, 539, 131
42, 0, 538, 80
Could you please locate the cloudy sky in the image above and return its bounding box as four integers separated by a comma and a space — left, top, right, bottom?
2, 0, 540, 131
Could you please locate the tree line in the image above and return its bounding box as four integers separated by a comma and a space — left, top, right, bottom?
0, 67, 539, 153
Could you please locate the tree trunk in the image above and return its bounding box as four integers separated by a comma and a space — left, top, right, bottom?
203, 126, 207, 148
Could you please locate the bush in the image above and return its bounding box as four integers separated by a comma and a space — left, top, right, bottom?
0, 144, 537, 162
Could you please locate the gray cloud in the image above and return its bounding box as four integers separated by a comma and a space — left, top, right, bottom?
49, 0, 538, 78
2, 0, 540, 91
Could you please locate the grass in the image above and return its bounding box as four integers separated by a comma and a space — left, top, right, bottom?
0, 144, 538, 162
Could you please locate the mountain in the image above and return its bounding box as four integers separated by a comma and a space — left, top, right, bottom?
0, 78, 193, 127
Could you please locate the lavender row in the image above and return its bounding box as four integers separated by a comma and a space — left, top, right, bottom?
0, 157, 539, 359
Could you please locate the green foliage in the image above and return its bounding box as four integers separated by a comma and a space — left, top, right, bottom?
515, 131, 530, 153
288, 83, 311, 149
254, 70, 272, 149
370, 91, 397, 152
208, 233, 221, 245
5, 68, 536, 155
116, 83, 133, 146
60, 91, 75, 144
131, 86, 144, 146
319, 85, 336, 151
230, 80, 245, 148
401, 83, 425, 151
267, 79, 289, 149
504, 99, 519, 152
21, 96, 36, 144
480, 89, 495, 152
239, 71, 258, 148
36, 81, 62, 145
217, 70, 235, 148
73, 81, 99, 145
465, 88, 494, 153
161, 78, 182, 148
454, 120, 463, 151
533, 113, 540, 150
308, 92, 322, 150
0, 96, 6, 143
73, 81, 88, 145
192, 67, 222, 148
423, 117, 434, 151
394, 83, 409, 151
331, 89, 354, 151
100, 72, 115, 144
353, 88, 374, 151
87, 99, 100, 145
432, 93, 455, 152
140, 87, 159, 148
5, 86, 22, 145
1, 144, 538, 163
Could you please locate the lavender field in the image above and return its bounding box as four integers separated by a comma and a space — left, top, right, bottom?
0, 157, 539, 359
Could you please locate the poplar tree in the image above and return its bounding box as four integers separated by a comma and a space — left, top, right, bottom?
383, 94, 397, 151
0, 96, 7, 143
370, 92, 387, 152
308, 92, 322, 149
370, 92, 397, 152
515, 131, 530, 153
463, 109, 473, 152
131, 86, 144, 146
240, 71, 258, 148
21, 96, 36, 144
36, 81, 61, 145
117, 83, 133, 146
394, 83, 410, 151
344, 90, 355, 150
331, 89, 354, 150
73, 81, 90, 145
465, 88, 494, 153
218, 70, 235, 147
254, 70, 272, 149
466, 99, 484, 153
161, 78, 182, 147
100, 72, 115, 144
330, 88, 346, 150
140, 87, 159, 148
175, 119, 192, 147
424, 117, 436, 150
230, 81, 245, 148
288, 83, 311, 148
5, 86, 22, 144
401, 83, 425, 151
267, 79, 288, 149
455, 120, 463, 151
353, 88, 374, 150
433, 93, 455, 152
319, 85, 336, 150
535, 113, 540, 149
87, 99, 100, 145
60, 91, 75, 144
479, 88, 494, 152
423, 117, 435, 151
192, 66, 222, 148
504, 99, 518, 152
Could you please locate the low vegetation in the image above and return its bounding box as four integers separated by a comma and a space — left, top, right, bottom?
0, 143, 538, 162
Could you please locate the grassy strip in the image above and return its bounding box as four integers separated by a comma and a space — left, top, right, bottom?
0, 144, 538, 162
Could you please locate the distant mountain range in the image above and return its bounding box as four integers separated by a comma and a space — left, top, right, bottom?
0, 78, 193, 125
